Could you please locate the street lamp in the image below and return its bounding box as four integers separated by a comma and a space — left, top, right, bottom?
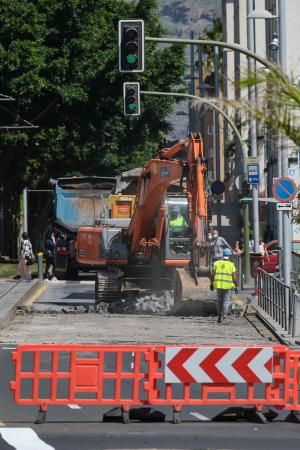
247, 0, 261, 254
248, 1, 291, 288
247, 10, 278, 20
269, 33, 279, 51
247, 4, 279, 254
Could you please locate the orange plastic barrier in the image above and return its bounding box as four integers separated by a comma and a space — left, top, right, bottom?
10, 344, 300, 423
148, 345, 300, 412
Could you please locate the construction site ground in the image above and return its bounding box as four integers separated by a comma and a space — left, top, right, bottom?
0, 279, 278, 345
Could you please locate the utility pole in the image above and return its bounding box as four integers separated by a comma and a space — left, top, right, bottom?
214, 46, 221, 233
247, 0, 260, 253
197, 45, 204, 137
189, 31, 195, 132
279, 0, 291, 287
22, 188, 28, 234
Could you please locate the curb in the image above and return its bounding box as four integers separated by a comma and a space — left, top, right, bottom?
0, 279, 46, 329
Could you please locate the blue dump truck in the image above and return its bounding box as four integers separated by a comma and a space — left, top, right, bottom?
52, 176, 116, 279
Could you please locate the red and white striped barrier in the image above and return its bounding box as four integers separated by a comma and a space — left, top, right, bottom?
165, 347, 273, 383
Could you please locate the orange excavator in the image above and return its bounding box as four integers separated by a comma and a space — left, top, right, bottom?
76, 132, 213, 308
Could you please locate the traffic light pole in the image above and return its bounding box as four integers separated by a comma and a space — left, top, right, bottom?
141, 90, 251, 284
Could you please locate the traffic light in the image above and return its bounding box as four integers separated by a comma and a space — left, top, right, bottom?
123, 82, 140, 116
118, 19, 144, 72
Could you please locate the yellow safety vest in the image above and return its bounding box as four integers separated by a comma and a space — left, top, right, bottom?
169, 215, 186, 229
213, 259, 236, 290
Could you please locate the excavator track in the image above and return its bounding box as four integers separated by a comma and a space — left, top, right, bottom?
173, 268, 217, 315
95, 270, 121, 304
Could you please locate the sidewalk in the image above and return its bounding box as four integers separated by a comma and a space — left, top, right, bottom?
237, 280, 300, 348
0, 279, 43, 328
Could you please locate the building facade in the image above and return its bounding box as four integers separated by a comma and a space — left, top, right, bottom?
222, 0, 300, 240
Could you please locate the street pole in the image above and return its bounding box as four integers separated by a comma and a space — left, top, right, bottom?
197, 45, 204, 137
247, 0, 260, 253
140, 90, 251, 284
22, 187, 28, 234
279, 0, 291, 287
214, 46, 221, 233
189, 31, 195, 132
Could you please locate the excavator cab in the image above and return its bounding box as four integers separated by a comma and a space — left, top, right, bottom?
164, 196, 191, 261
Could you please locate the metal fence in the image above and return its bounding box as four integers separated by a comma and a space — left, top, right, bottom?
291, 251, 300, 288
257, 268, 300, 338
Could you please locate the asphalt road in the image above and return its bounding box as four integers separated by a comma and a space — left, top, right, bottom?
0, 281, 297, 449
0, 422, 300, 450
31, 280, 95, 311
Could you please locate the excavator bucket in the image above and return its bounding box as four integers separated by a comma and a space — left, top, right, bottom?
172, 268, 217, 315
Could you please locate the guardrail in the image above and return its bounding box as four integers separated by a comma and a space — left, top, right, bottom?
291, 251, 300, 288
257, 268, 300, 337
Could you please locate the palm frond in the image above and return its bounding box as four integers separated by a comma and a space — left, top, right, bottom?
228, 65, 300, 146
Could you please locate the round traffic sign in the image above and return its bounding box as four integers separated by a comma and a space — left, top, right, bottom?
272, 177, 297, 202
211, 180, 225, 195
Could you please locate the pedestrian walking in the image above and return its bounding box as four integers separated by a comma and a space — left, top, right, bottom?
211, 248, 238, 323
44, 231, 57, 281
209, 229, 232, 264
18, 232, 34, 281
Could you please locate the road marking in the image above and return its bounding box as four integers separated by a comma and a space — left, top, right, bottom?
23, 283, 48, 306
67, 404, 81, 409
2, 347, 16, 350
189, 412, 210, 421
0, 428, 55, 449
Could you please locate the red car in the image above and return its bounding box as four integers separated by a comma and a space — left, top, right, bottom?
251, 240, 300, 275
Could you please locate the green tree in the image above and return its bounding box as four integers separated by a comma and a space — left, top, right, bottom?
0, 0, 186, 256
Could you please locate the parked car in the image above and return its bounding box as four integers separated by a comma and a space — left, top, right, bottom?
250, 240, 300, 275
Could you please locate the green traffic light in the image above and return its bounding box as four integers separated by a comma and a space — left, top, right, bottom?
128, 103, 137, 112
127, 54, 137, 64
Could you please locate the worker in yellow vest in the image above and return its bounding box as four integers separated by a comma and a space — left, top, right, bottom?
169, 205, 187, 236
211, 248, 238, 323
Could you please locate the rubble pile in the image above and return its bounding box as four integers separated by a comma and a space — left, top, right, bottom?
107, 290, 174, 314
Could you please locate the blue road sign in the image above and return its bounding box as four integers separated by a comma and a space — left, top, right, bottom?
272, 177, 297, 202
247, 163, 259, 184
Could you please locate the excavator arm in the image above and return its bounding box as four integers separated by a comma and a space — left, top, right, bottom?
127, 133, 208, 266
127, 158, 183, 260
